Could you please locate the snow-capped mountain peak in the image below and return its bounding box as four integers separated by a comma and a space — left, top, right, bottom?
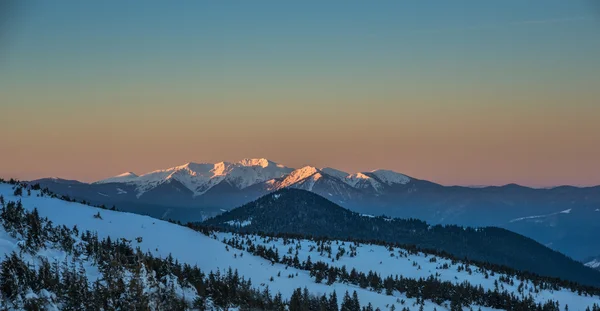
344, 172, 383, 191
211, 161, 230, 176
276, 166, 320, 189
320, 167, 350, 180
238, 158, 275, 168
221, 160, 293, 190
118, 172, 137, 178
345, 172, 371, 185
370, 169, 411, 185
95, 172, 139, 184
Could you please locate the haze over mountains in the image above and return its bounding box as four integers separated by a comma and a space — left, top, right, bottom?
31, 158, 600, 261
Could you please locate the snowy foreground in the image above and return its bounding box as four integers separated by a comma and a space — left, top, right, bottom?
1, 183, 599, 310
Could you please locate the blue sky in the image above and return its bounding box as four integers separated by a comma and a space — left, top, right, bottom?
4, 0, 598, 89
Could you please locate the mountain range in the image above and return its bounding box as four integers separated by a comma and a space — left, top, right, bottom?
31, 158, 600, 261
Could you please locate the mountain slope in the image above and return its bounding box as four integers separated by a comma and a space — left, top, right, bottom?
31, 158, 600, 260
4, 181, 600, 310
203, 189, 600, 287
0, 183, 435, 310
586, 256, 600, 271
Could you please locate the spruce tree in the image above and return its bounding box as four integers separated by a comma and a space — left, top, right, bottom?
341, 291, 353, 311
289, 288, 303, 311
352, 291, 361, 311
329, 291, 339, 311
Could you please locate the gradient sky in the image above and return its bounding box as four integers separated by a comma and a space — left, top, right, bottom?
1, 1, 599, 187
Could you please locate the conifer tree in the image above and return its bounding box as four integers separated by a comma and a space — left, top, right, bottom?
341, 291, 353, 311
328, 290, 339, 311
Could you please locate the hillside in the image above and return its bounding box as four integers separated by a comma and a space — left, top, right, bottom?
0, 182, 431, 310
203, 188, 600, 288
3, 181, 600, 310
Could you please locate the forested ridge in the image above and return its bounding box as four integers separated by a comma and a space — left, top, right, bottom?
203, 188, 600, 287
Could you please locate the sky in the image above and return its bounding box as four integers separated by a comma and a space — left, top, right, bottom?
1, 1, 599, 187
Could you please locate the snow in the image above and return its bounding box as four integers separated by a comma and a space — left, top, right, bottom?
585, 259, 600, 269
116, 188, 127, 194
344, 173, 370, 185
510, 208, 574, 223
90, 160, 417, 199
344, 173, 383, 191
0, 188, 495, 310
268, 168, 324, 192
303, 173, 322, 191
273, 166, 319, 189
216, 231, 600, 310
95, 172, 139, 184
238, 158, 273, 168
93, 159, 293, 198
370, 169, 411, 185
0, 183, 597, 311
224, 160, 294, 189
118, 172, 137, 177
0, 184, 440, 310
97, 192, 109, 197
321, 168, 410, 192
510, 214, 548, 222
320, 167, 350, 180
225, 219, 252, 227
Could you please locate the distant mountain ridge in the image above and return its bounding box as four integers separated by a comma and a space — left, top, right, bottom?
94, 158, 295, 196
29, 157, 600, 261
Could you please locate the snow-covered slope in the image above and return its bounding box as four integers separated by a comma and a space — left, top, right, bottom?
2, 183, 599, 311
264, 167, 365, 202
0, 183, 476, 310
215, 231, 600, 310
95, 172, 138, 184
370, 169, 411, 186
344, 173, 383, 192
509, 208, 575, 223
587, 259, 600, 270
586, 257, 600, 271
0, 183, 438, 310
271, 166, 321, 190
320, 167, 350, 181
